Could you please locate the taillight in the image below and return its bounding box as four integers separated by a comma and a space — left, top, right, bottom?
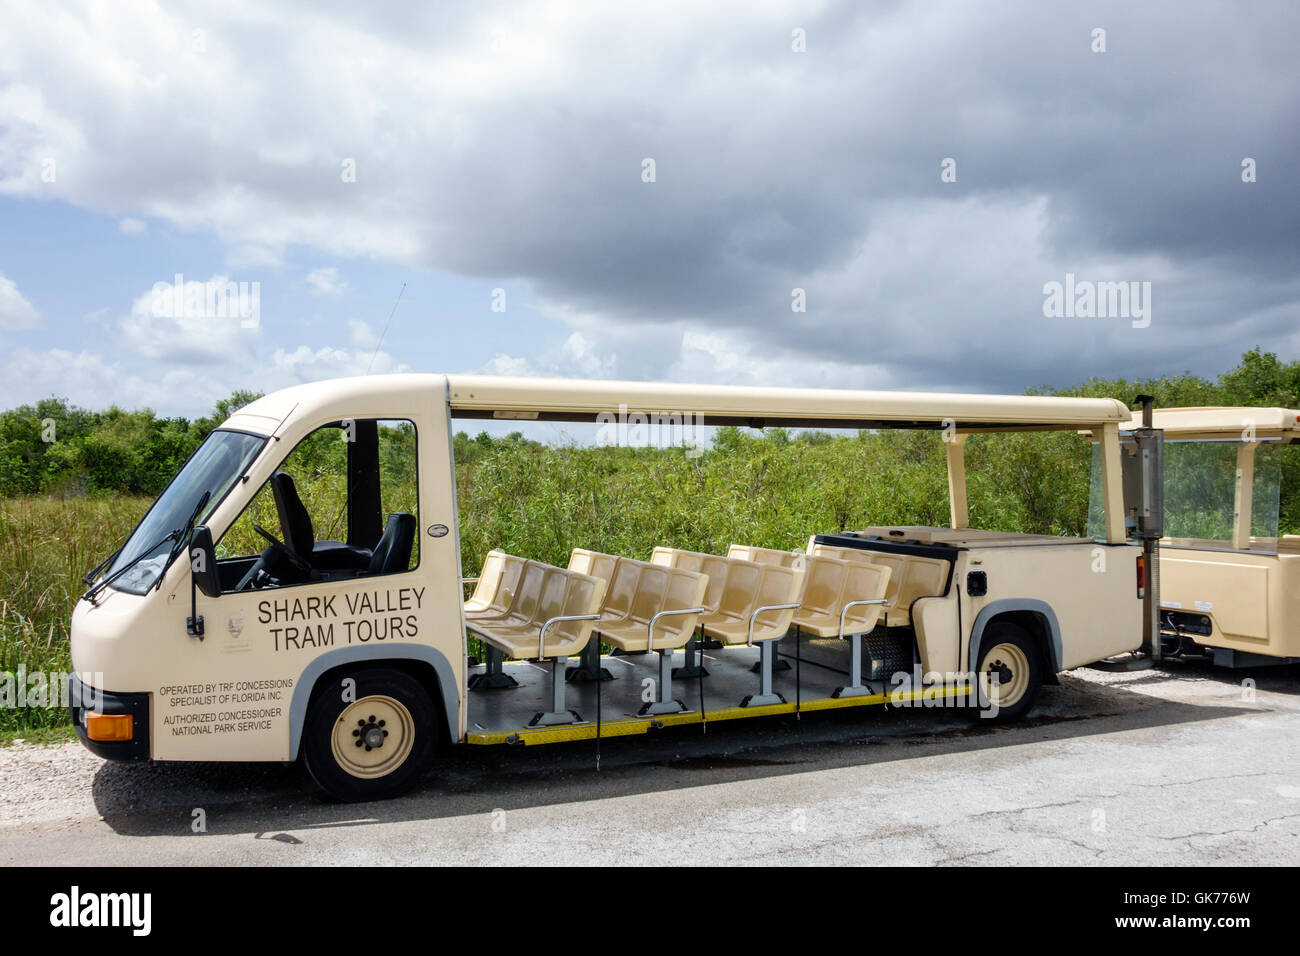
1136, 554, 1146, 599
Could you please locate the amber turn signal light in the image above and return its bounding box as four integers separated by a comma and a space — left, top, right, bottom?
85, 712, 133, 742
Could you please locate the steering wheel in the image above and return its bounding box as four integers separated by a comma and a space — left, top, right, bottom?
252, 523, 316, 577
234, 549, 274, 592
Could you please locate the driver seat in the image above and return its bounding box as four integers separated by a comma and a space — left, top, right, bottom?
270, 472, 316, 563
270, 471, 372, 572
369, 513, 416, 574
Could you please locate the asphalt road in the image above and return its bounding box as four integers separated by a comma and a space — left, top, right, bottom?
3, 660, 1299, 865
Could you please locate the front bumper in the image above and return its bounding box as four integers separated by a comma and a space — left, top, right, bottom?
68, 674, 150, 761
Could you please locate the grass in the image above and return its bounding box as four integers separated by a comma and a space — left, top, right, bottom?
0, 495, 151, 739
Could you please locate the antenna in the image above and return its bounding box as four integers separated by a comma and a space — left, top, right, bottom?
366, 281, 407, 374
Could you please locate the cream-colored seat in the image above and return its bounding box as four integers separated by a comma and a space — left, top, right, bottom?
464, 555, 533, 689
809, 542, 875, 565
791, 554, 853, 632
480, 564, 569, 637
568, 547, 619, 582
883, 556, 948, 627
727, 544, 802, 567
466, 558, 545, 688
599, 567, 707, 652
807, 544, 948, 627
464, 554, 529, 622
793, 559, 891, 637
596, 558, 642, 627
652, 547, 731, 613
472, 568, 602, 658
463, 550, 506, 613
565, 548, 622, 682
651, 546, 700, 571
598, 564, 671, 647
862, 554, 905, 612
791, 557, 891, 697
469, 565, 607, 726
700, 560, 805, 707
599, 563, 709, 715
699, 559, 762, 635
649, 547, 734, 673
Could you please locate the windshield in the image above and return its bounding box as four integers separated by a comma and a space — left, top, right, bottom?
102, 429, 267, 594
1162, 439, 1283, 552
1087, 437, 1288, 552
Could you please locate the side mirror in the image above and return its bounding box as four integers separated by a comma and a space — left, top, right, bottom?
190, 526, 221, 598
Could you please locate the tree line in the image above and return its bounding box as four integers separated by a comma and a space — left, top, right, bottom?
2, 348, 1298, 512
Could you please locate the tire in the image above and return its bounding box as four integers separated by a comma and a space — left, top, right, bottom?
302, 667, 436, 802
972, 622, 1043, 723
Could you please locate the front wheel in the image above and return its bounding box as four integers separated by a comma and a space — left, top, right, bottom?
302, 667, 436, 801
973, 623, 1043, 723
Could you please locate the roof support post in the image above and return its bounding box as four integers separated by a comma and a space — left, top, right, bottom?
1098, 423, 1127, 544
946, 433, 970, 530
1233, 441, 1258, 550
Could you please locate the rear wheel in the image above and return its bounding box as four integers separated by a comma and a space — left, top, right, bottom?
973, 622, 1043, 723
302, 667, 435, 801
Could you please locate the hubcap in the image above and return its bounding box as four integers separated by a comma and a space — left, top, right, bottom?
331, 695, 415, 779
979, 642, 1030, 708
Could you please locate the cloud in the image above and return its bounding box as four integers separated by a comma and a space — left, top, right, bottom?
0, 1, 1297, 394
119, 274, 261, 363
0, 273, 40, 330
117, 217, 145, 235
270, 343, 408, 381
306, 266, 346, 296
483, 330, 616, 380
0, 347, 229, 415
223, 243, 284, 271
0, 332, 412, 418
348, 319, 380, 349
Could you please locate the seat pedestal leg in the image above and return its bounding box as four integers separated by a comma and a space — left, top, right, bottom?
639, 648, 688, 716
468, 645, 519, 690
566, 636, 614, 683
530, 657, 583, 726
741, 641, 786, 708
671, 635, 710, 679
833, 633, 873, 698
751, 627, 794, 673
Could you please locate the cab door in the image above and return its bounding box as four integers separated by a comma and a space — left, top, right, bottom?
153, 406, 463, 761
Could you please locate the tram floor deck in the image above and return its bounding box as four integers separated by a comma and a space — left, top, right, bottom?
464, 636, 926, 744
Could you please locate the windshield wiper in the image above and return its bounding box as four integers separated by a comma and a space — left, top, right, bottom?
81, 491, 212, 605
81, 531, 179, 606
155, 491, 211, 592
82, 546, 123, 587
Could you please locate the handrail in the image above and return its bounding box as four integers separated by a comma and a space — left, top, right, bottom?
747, 602, 801, 646
646, 606, 708, 653
537, 613, 601, 659
838, 598, 888, 639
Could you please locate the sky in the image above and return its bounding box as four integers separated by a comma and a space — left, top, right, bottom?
0, 0, 1297, 426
